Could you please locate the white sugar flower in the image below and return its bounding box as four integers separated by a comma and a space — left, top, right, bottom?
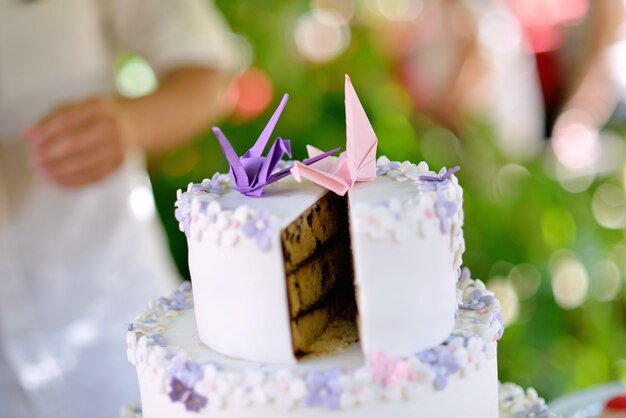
338, 367, 378, 409
264, 369, 307, 411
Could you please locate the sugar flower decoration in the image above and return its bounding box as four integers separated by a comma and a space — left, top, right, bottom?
417, 348, 461, 391
167, 358, 208, 412
419, 166, 461, 183
213, 94, 338, 197
241, 208, 275, 251
305, 369, 342, 410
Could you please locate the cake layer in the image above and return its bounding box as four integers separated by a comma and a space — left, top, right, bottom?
281, 191, 347, 273
127, 270, 504, 418
122, 381, 560, 418
291, 280, 355, 356
286, 235, 352, 318
135, 358, 498, 418
347, 161, 465, 358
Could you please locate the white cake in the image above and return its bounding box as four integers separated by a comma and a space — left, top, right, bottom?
172, 76, 464, 364
173, 158, 463, 364
126, 269, 505, 418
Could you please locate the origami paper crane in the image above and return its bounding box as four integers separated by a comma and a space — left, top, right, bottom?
213, 94, 340, 197
289, 75, 378, 196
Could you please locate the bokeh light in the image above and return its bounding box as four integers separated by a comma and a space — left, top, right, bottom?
311, 0, 354, 25
509, 263, 542, 300
294, 11, 351, 63
555, 161, 595, 193
115, 55, 158, 98
550, 251, 589, 309
489, 278, 520, 326
228, 68, 274, 120
129, 184, 156, 222
419, 127, 461, 168
493, 163, 531, 202
592, 183, 626, 229
552, 120, 601, 171
590, 259, 622, 302
367, 0, 424, 22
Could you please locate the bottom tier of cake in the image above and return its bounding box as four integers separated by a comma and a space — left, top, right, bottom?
126, 273, 510, 418
122, 382, 559, 418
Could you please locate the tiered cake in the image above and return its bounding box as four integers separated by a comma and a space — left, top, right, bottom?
125, 76, 559, 418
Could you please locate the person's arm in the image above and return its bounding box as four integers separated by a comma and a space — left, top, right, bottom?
23, 66, 229, 187
554, 0, 625, 134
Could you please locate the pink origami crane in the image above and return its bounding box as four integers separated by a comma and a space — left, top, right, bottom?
290, 75, 378, 196
213, 94, 339, 197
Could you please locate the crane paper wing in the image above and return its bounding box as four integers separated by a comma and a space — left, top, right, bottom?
289, 75, 379, 196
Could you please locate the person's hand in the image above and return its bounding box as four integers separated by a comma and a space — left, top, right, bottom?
23, 97, 130, 188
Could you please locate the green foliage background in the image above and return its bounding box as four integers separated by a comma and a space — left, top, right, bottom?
146, 1, 626, 400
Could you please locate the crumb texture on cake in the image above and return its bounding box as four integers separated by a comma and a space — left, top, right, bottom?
281, 191, 356, 356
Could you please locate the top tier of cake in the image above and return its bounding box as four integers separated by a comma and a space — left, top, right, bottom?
175, 156, 464, 364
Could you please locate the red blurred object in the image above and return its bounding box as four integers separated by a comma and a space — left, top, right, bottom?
606, 396, 626, 411
228, 68, 274, 121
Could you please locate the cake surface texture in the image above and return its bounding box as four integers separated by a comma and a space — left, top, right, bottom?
126, 270, 505, 418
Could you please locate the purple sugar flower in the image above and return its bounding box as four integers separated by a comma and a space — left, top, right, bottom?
156, 292, 192, 313
417, 348, 460, 391
376, 161, 401, 176
241, 209, 275, 251
168, 377, 208, 412
175, 194, 193, 236
435, 188, 458, 233
494, 312, 505, 339
166, 358, 208, 412
146, 333, 166, 347
459, 288, 495, 311
200, 173, 227, 195
419, 166, 460, 183
170, 291, 192, 311
305, 369, 342, 410
167, 358, 204, 388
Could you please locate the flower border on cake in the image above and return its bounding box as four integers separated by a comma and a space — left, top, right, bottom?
353, 157, 465, 270
175, 157, 465, 266
126, 268, 504, 414
175, 174, 279, 251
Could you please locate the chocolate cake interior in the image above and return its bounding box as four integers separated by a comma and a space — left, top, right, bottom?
281, 192, 356, 357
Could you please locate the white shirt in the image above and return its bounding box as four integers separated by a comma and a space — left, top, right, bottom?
0, 1, 237, 417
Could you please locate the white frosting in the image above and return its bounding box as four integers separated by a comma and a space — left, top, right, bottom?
122, 381, 560, 418
135, 359, 498, 418
348, 161, 464, 358
183, 176, 328, 364
189, 234, 295, 363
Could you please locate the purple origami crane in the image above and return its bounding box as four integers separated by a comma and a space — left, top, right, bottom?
212, 94, 339, 197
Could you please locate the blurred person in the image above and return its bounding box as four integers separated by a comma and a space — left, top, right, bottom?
369, 0, 545, 159
507, 0, 626, 141
0, 1, 239, 417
